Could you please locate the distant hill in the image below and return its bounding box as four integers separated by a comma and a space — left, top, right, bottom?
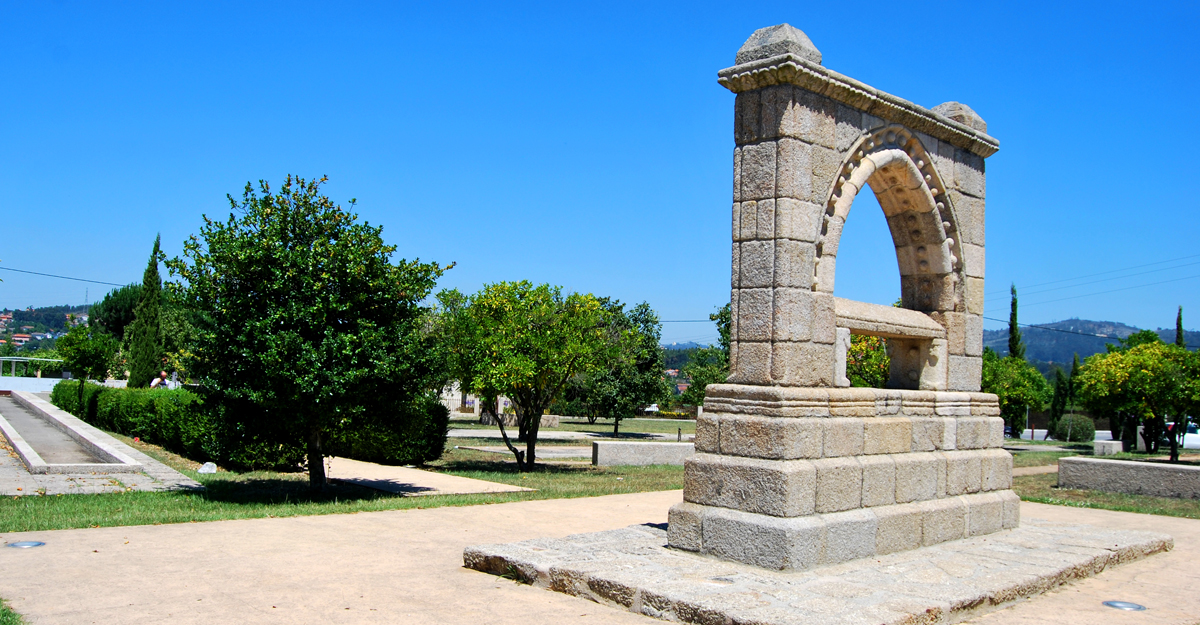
983, 318, 1200, 376
662, 341, 708, 350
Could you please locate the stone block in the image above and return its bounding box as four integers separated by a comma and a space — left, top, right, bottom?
817, 216, 844, 258
666, 502, 703, 551
1094, 440, 1123, 456
962, 243, 985, 279
759, 84, 798, 140
734, 91, 761, 145
732, 146, 742, 202
859, 455, 896, 507
966, 492, 1004, 537
810, 146, 842, 199
944, 450, 982, 495
872, 389, 903, 415
835, 104, 864, 151
921, 497, 967, 546
941, 418, 958, 450
834, 327, 851, 387
980, 448, 1013, 491
965, 276, 985, 315
773, 240, 815, 288
828, 388, 877, 417
987, 417, 1004, 448
730, 242, 740, 288
736, 288, 772, 341
770, 341, 834, 387
874, 502, 923, 555
701, 506, 825, 571
683, 453, 816, 517
756, 199, 776, 240
968, 392, 1001, 416
822, 418, 864, 457
594, 442, 695, 466
820, 508, 877, 565
933, 312, 967, 356
775, 138, 813, 202
813, 456, 863, 513
812, 293, 837, 344
956, 417, 990, 449
814, 251, 836, 293
731, 203, 741, 241
910, 418, 944, 452
949, 190, 985, 246
737, 201, 757, 241
863, 418, 913, 455
695, 414, 719, 453
719, 414, 822, 460
740, 141, 777, 201
775, 197, 822, 243
772, 288, 813, 342
894, 453, 939, 503
1000, 490, 1021, 528
920, 338, 949, 392
731, 341, 771, 385
934, 391, 972, 416
965, 314, 983, 356
954, 150, 986, 198
739, 240, 774, 288
947, 355, 982, 392
899, 391, 937, 416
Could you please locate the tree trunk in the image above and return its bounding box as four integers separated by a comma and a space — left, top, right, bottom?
613, 418, 619, 438
525, 413, 540, 468
307, 426, 326, 492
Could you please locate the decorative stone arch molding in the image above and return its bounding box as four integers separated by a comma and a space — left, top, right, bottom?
724, 23, 995, 392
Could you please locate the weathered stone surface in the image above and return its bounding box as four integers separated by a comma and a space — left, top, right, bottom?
813, 456, 862, 513
1059, 456, 1200, 499
695, 414, 719, 453
718, 414, 822, 460
821, 418, 863, 457
592, 442, 694, 467
466, 519, 1172, 625
684, 453, 816, 517
945, 449, 983, 495
858, 455, 896, 507
1093, 440, 1123, 456
894, 453, 940, 503
862, 417, 912, 455
735, 23, 822, 66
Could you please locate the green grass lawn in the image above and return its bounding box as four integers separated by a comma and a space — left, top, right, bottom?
0, 600, 23, 625
0, 435, 683, 533
1010, 451, 1081, 468
1014, 472, 1200, 519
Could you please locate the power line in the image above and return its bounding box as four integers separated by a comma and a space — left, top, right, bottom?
1019, 274, 1200, 308
984, 253, 1200, 299
984, 260, 1200, 302
0, 266, 127, 287
982, 315, 1200, 350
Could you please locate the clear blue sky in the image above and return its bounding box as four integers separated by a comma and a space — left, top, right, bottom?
2, 1, 1197, 345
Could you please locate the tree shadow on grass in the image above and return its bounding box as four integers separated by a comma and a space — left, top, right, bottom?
192, 475, 402, 505
432, 456, 595, 475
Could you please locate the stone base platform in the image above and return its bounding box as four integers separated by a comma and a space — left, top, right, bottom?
465, 520, 1171, 625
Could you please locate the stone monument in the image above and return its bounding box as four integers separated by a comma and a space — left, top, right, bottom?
664, 22, 1014, 570
464, 25, 1172, 625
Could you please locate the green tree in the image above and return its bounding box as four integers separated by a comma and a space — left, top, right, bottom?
1047, 366, 1068, 439
444, 281, 615, 470
1077, 341, 1197, 461
90, 284, 142, 340
847, 334, 889, 388
127, 236, 165, 387
679, 303, 731, 407
1007, 284, 1025, 360
56, 320, 119, 405
167, 175, 449, 490
1177, 306, 1186, 348
981, 347, 1051, 437
566, 301, 671, 437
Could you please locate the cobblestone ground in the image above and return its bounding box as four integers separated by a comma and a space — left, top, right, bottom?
0, 433, 202, 497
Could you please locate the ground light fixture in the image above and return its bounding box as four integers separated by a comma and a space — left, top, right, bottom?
1102, 601, 1147, 611
6, 541, 45, 548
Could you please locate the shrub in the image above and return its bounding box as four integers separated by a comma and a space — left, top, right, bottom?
329, 394, 451, 466
1054, 413, 1095, 442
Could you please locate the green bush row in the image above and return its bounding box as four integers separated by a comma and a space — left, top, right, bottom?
49, 382, 449, 470
1054, 413, 1096, 443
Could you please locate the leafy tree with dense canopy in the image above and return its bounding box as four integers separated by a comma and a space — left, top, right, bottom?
981, 347, 1051, 437
847, 334, 889, 388
441, 281, 616, 470
562, 300, 671, 436
1077, 339, 1198, 461
127, 235, 165, 387
167, 176, 449, 490
56, 320, 119, 405
679, 304, 731, 407
91, 284, 142, 341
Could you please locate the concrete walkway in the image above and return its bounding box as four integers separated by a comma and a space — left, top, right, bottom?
325, 456, 533, 495
0, 493, 1197, 624
0, 396, 101, 464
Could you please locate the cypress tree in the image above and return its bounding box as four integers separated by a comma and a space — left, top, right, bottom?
127, 235, 164, 387
1007, 284, 1026, 361
1176, 306, 1185, 348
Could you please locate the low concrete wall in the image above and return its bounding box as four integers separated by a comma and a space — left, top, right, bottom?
0, 378, 64, 393
8, 391, 142, 473
592, 441, 694, 466
1059, 456, 1200, 499
479, 413, 560, 428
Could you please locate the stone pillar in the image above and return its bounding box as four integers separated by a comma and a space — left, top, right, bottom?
667, 24, 1014, 571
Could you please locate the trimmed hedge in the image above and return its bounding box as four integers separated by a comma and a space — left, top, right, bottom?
1054, 413, 1095, 443
49, 381, 449, 469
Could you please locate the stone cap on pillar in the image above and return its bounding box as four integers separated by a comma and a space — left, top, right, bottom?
735, 23, 821, 66
719, 24, 999, 158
